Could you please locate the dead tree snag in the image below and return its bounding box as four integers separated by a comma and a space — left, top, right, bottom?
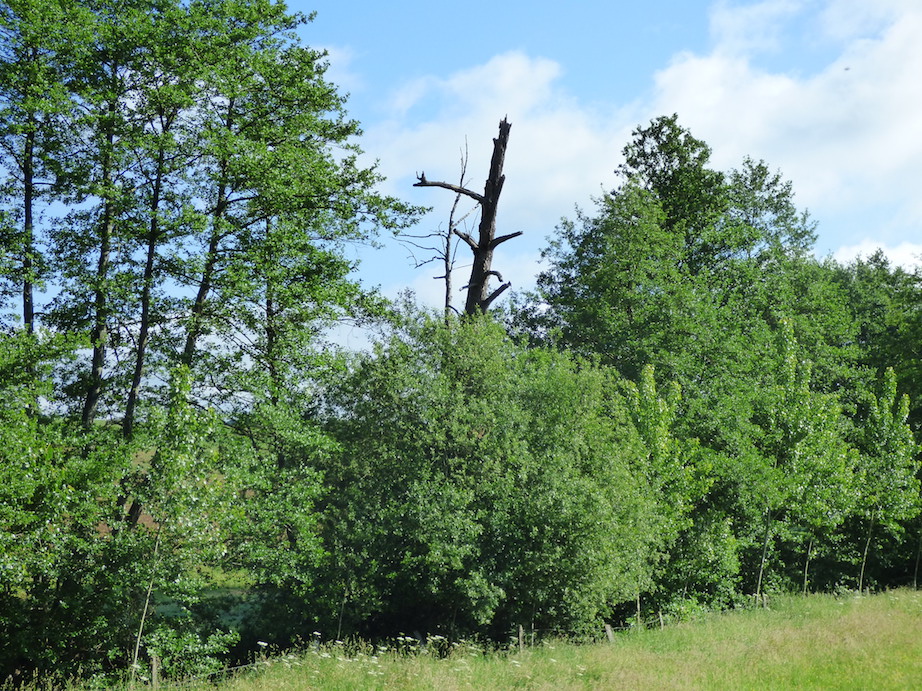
415, 118, 522, 315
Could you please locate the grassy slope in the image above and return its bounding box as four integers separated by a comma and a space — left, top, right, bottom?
213, 590, 922, 691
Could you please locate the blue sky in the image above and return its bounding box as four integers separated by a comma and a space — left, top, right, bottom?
287, 0, 922, 311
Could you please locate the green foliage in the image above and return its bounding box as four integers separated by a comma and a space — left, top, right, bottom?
145, 626, 239, 681
618, 114, 727, 263
746, 320, 855, 595
0, 390, 141, 674
854, 368, 919, 529
219, 405, 329, 650
850, 368, 921, 589
2, 10, 922, 676
318, 314, 658, 638
0, 1, 415, 675
624, 365, 728, 608
834, 252, 922, 426
0, 349, 244, 678
522, 115, 852, 407
625, 365, 710, 538
515, 114, 894, 605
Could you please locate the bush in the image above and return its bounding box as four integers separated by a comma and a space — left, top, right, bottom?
316, 314, 660, 638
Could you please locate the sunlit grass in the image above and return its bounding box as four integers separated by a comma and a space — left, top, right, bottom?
38, 589, 922, 690
205, 589, 922, 691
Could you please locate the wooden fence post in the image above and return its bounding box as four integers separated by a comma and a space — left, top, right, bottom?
151, 652, 160, 689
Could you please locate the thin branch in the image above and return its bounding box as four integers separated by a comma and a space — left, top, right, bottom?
131, 524, 163, 685
452, 228, 478, 250
481, 281, 512, 311
414, 172, 485, 204
441, 143, 470, 317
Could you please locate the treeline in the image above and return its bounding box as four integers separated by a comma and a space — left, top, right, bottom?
1, 0, 921, 683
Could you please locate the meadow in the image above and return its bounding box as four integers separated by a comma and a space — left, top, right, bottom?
158, 589, 922, 691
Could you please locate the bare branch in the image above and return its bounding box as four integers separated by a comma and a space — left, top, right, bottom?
413, 118, 518, 314
438, 143, 472, 316
490, 230, 523, 249
452, 228, 478, 250
414, 172, 485, 204
481, 281, 512, 311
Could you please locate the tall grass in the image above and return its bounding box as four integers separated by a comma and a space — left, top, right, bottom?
220, 590, 922, 691
35, 589, 922, 690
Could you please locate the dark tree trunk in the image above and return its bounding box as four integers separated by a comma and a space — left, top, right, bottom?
182, 186, 227, 366
124, 145, 166, 439
414, 118, 522, 315
22, 122, 35, 334
82, 201, 112, 429
182, 100, 232, 367
82, 116, 116, 429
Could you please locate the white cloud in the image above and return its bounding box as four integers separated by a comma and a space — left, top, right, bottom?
819, 0, 910, 41
354, 2, 922, 303
316, 45, 364, 95
388, 77, 439, 116
709, 0, 803, 56
364, 51, 636, 248
833, 241, 922, 270
649, 1, 922, 246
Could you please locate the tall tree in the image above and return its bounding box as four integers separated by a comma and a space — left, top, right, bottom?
120, 0, 209, 438
747, 321, 854, 597
522, 115, 852, 424
516, 115, 870, 602
45, 0, 156, 426
36, 0, 416, 427
617, 113, 727, 275
171, 10, 415, 407
0, 0, 79, 332
0, 0, 419, 677
852, 368, 920, 591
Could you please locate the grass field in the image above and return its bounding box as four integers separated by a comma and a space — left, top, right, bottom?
37, 589, 922, 690
203, 589, 922, 691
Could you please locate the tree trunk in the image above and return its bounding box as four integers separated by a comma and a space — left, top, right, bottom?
182, 193, 226, 366
636, 591, 642, 627
20, 112, 39, 418
802, 536, 813, 596
82, 209, 111, 428
124, 145, 165, 440
82, 157, 114, 427
463, 118, 510, 315
914, 519, 922, 590
756, 511, 773, 600
22, 121, 35, 334
182, 101, 234, 365
442, 190, 460, 320
265, 220, 281, 407
858, 511, 877, 593
414, 118, 522, 315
